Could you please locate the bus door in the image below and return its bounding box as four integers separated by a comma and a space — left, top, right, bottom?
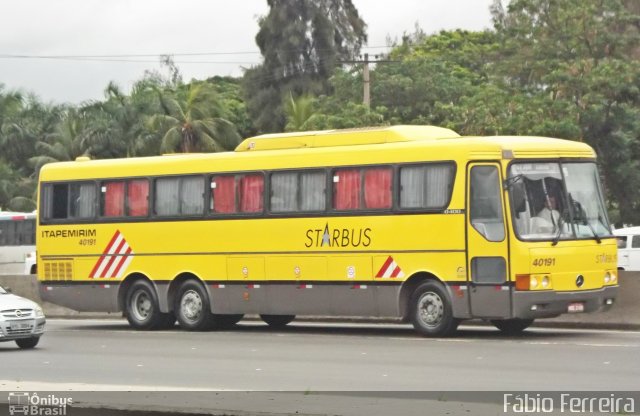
466, 163, 511, 318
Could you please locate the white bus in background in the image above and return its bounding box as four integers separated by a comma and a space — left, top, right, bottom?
614, 227, 640, 271
0, 211, 36, 275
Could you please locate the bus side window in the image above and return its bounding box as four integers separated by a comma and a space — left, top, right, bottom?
69, 182, 97, 219
238, 174, 264, 213
0, 222, 7, 245
300, 171, 326, 211
127, 179, 149, 217
211, 176, 236, 214
271, 172, 298, 212
364, 167, 392, 209
42, 183, 70, 220
101, 181, 125, 217
333, 169, 361, 210
399, 163, 454, 210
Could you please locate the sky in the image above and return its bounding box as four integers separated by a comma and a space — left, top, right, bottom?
0, 0, 495, 104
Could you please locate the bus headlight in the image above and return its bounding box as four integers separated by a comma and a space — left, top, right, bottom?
604, 272, 611, 284
541, 276, 550, 288
530, 276, 539, 289
610, 271, 617, 283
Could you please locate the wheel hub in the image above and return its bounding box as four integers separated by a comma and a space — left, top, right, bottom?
181, 290, 203, 321
418, 292, 444, 327
131, 290, 152, 321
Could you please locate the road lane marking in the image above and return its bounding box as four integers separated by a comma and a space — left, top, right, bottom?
0, 380, 234, 391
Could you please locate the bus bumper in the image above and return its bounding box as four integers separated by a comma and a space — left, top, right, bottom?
512, 285, 618, 319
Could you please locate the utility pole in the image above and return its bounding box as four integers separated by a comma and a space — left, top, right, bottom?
363, 53, 370, 108
339, 54, 395, 109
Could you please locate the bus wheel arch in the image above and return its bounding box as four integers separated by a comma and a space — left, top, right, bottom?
399, 272, 459, 337
399, 272, 443, 321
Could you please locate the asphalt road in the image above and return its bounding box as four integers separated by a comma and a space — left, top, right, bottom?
0, 319, 638, 415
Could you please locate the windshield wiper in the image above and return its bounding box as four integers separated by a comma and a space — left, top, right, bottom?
551, 211, 566, 246
582, 218, 602, 244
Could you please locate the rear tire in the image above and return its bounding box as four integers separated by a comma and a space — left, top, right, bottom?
260, 314, 295, 328
125, 280, 169, 330
409, 281, 458, 337
490, 318, 534, 334
16, 337, 39, 349
175, 281, 213, 331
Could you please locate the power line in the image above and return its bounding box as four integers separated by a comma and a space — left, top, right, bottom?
0, 45, 392, 61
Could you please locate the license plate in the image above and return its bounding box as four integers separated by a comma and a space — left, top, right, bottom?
10, 322, 32, 330
567, 302, 585, 313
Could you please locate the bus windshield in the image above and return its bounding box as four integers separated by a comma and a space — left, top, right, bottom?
508, 162, 612, 241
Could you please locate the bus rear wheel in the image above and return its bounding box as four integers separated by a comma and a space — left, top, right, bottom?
125, 280, 170, 330
490, 318, 534, 335
260, 314, 295, 328
175, 281, 213, 331
409, 281, 458, 337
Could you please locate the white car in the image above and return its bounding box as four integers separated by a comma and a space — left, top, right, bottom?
0, 285, 45, 349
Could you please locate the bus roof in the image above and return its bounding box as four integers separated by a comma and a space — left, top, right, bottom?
235, 125, 461, 151
39, 125, 596, 181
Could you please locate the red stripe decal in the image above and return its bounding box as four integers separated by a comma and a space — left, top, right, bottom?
376, 256, 394, 278
390, 265, 402, 278
111, 247, 132, 278
89, 230, 121, 278
99, 238, 126, 278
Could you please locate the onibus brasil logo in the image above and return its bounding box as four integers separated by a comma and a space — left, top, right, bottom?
8, 392, 72, 416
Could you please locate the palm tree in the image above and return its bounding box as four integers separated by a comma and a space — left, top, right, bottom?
148, 82, 241, 153
284, 92, 316, 131
29, 108, 87, 175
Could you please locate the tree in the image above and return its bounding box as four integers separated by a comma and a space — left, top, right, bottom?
243, 0, 367, 133
148, 82, 241, 153
492, 0, 640, 225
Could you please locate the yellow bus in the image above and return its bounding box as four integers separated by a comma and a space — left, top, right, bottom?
36, 126, 618, 336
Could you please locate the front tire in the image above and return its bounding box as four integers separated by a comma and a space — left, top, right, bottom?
175, 281, 213, 331
125, 280, 169, 330
260, 314, 295, 328
409, 281, 458, 337
16, 337, 39, 349
490, 318, 534, 335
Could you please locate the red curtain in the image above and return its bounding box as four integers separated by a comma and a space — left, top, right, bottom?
334, 169, 360, 210
127, 179, 149, 217
239, 174, 264, 213
364, 168, 392, 209
213, 176, 236, 213
103, 182, 125, 217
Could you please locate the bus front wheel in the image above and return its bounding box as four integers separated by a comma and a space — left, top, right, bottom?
125, 280, 170, 330
490, 318, 534, 335
175, 281, 213, 331
409, 281, 458, 337
260, 314, 295, 328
